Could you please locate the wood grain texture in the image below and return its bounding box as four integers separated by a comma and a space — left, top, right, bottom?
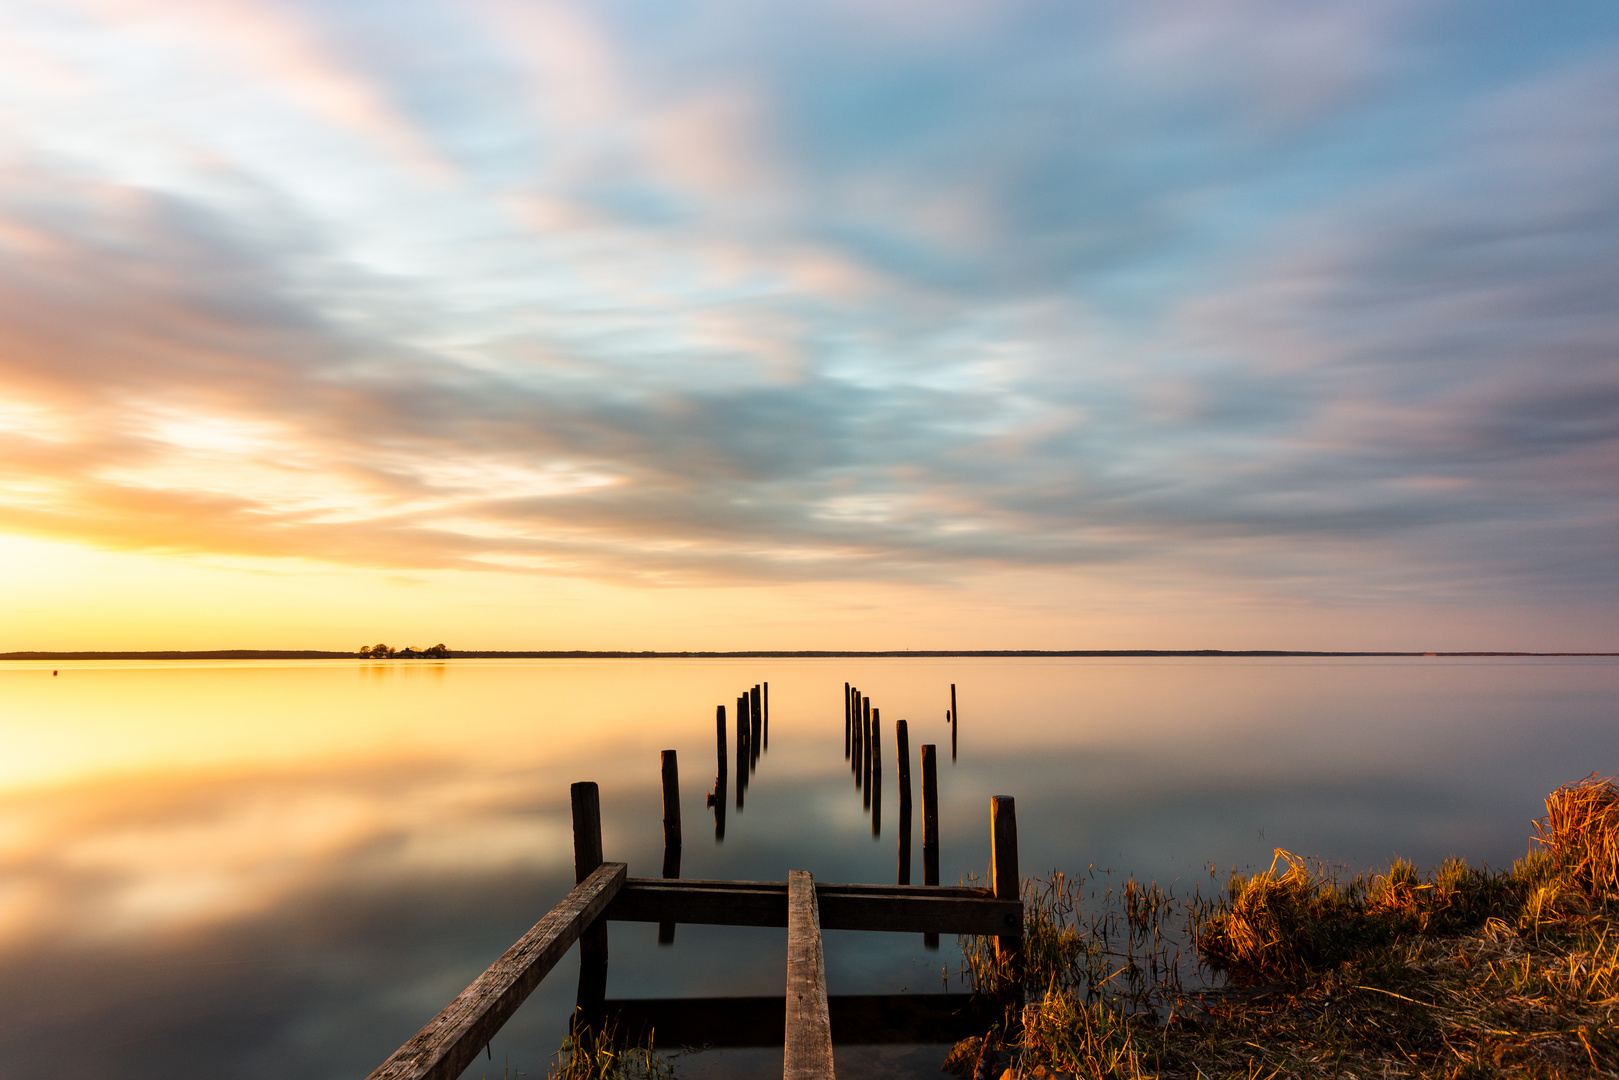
785, 870, 834, 1080
366, 862, 627, 1080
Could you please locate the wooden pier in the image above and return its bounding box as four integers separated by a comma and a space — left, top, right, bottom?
368, 794, 1019, 1080
369, 681, 1013, 1080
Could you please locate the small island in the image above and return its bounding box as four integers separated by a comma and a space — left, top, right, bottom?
357, 643, 451, 659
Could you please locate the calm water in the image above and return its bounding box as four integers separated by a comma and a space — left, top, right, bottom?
1, 657, 1614, 1079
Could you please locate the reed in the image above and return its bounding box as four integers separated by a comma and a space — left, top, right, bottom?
947, 774, 1619, 1080
548, 1013, 677, 1080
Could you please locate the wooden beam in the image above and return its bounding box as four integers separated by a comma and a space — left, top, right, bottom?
366, 861, 627, 1080
602, 993, 995, 1048
785, 870, 834, 1080
601, 879, 1020, 935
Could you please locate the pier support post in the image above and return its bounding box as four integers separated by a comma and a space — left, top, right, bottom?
660, 752, 681, 945
763, 682, 769, 749
991, 795, 1022, 1004
895, 719, 912, 885
921, 745, 939, 949
571, 782, 608, 1015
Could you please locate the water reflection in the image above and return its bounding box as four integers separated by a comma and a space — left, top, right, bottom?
0, 657, 1614, 1080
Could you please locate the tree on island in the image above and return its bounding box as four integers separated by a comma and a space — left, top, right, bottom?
357, 643, 449, 658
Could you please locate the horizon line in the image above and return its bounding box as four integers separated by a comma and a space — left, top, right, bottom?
4, 649, 1616, 661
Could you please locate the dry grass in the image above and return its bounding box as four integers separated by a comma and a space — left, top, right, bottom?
547, 1012, 677, 1080
948, 775, 1619, 1079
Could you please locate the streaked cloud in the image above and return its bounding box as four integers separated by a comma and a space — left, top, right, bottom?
0, 0, 1615, 635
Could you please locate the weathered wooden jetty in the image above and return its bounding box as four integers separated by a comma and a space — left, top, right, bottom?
369, 684, 1014, 1080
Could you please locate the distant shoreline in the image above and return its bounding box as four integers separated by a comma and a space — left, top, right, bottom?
3, 649, 1615, 660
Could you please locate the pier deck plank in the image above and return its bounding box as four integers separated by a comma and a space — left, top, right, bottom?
785, 870, 835, 1080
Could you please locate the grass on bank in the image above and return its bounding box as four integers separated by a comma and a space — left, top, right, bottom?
952, 773, 1619, 1079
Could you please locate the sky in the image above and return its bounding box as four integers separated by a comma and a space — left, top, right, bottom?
0, 0, 1616, 651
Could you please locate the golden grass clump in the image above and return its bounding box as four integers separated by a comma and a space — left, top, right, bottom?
1533, 772, 1619, 904
947, 774, 1619, 1079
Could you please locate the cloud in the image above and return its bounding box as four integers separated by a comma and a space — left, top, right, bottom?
0, 0, 1613, 620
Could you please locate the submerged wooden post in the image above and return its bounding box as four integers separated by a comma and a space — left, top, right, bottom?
844, 682, 851, 759
991, 796, 1022, 1003
921, 744, 939, 948
763, 682, 769, 749
784, 870, 834, 1080
571, 781, 608, 1012
895, 719, 912, 885
950, 684, 957, 761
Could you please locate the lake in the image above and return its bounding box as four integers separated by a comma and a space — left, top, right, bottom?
1, 657, 1613, 1079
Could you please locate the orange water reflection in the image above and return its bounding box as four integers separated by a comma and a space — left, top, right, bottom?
1, 657, 1614, 1079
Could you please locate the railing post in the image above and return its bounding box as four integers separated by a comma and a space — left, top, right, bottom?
991, 795, 1022, 1004
571, 781, 608, 1016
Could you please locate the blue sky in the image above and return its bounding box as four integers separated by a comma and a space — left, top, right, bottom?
0, 0, 1615, 648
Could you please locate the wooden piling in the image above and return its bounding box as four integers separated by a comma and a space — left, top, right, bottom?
661, 750, 682, 851
862, 702, 872, 809
950, 684, 957, 761
763, 682, 769, 749
844, 683, 851, 759
991, 796, 1022, 1002
737, 700, 747, 809
853, 692, 863, 788
870, 710, 881, 836
895, 720, 912, 885
660, 753, 681, 946
571, 781, 608, 1011
717, 705, 728, 779
784, 870, 834, 1080
920, 746, 939, 949
751, 685, 762, 769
